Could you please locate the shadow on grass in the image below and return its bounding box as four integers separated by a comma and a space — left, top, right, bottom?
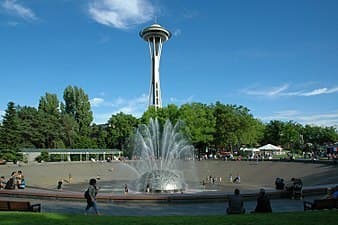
1, 211, 338, 225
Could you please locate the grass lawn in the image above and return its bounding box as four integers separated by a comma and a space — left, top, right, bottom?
1, 211, 337, 225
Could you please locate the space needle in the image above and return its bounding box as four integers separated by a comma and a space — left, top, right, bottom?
140, 24, 171, 109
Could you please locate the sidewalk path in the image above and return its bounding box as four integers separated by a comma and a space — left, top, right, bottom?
0, 195, 320, 216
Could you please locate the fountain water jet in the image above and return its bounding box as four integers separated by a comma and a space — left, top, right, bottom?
132, 118, 195, 192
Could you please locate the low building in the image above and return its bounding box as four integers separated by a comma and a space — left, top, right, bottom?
20, 148, 123, 162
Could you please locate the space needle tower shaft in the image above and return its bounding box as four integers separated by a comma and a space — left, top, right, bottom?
140, 24, 171, 109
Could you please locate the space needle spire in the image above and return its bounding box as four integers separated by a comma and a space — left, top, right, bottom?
140, 23, 171, 109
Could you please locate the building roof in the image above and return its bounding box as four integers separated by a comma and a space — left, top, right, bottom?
258, 144, 283, 151
20, 148, 122, 153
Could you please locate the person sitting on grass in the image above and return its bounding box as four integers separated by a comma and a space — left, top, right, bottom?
253, 188, 272, 213
226, 188, 245, 214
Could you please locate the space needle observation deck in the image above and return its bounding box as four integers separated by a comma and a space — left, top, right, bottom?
140, 24, 171, 109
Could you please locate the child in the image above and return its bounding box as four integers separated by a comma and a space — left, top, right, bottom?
57, 179, 63, 191
124, 184, 129, 194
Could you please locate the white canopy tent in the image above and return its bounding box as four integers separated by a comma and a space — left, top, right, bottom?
258, 144, 283, 155
240, 147, 260, 152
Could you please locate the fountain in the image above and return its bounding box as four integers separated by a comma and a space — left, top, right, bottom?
132, 118, 195, 192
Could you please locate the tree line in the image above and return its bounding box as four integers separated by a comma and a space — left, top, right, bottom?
0, 85, 337, 161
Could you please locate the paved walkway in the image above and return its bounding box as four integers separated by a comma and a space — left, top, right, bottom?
0, 195, 320, 216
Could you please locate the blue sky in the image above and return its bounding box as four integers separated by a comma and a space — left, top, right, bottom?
0, 0, 337, 127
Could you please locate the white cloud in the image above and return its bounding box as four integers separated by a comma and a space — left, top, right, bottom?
7, 21, 19, 26
98, 34, 111, 44
261, 110, 338, 127
112, 96, 126, 106
243, 84, 338, 97
89, 97, 105, 107
92, 94, 148, 124
1, 0, 38, 21
88, 0, 155, 29
111, 94, 148, 116
300, 87, 338, 96
93, 112, 113, 124
169, 96, 194, 104
173, 29, 182, 37
243, 84, 289, 97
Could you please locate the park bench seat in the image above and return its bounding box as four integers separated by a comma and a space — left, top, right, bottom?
0, 200, 41, 212
304, 199, 338, 211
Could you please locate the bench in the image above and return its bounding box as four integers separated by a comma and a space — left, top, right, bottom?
304, 199, 338, 211
0, 200, 41, 212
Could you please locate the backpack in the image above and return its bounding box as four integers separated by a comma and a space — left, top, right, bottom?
84, 189, 90, 199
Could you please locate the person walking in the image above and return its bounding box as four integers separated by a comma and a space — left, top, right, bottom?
84, 178, 100, 215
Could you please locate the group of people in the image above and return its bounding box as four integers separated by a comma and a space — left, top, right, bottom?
203, 175, 223, 185
226, 188, 272, 214
0, 170, 25, 190
202, 174, 241, 188
79, 176, 338, 216
275, 177, 304, 199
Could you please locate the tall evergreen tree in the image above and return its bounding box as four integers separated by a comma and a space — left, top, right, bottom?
0, 102, 23, 161
17, 106, 42, 148
0, 102, 20, 149
63, 86, 93, 136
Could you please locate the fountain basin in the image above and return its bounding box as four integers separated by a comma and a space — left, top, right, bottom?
137, 170, 185, 193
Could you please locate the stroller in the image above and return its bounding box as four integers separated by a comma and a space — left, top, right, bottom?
290, 178, 303, 200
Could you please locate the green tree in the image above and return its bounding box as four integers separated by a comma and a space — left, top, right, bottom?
37, 111, 63, 148
262, 120, 285, 146
179, 103, 215, 158
161, 104, 180, 125
238, 116, 265, 147
0, 102, 22, 161
17, 106, 43, 148
38, 93, 60, 118
281, 121, 302, 151
90, 124, 108, 149
107, 112, 138, 155
212, 103, 262, 151
140, 106, 161, 124
60, 114, 79, 148
0, 102, 20, 150
63, 85, 93, 136
36, 93, 64, 148
303, 125, 338, 151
